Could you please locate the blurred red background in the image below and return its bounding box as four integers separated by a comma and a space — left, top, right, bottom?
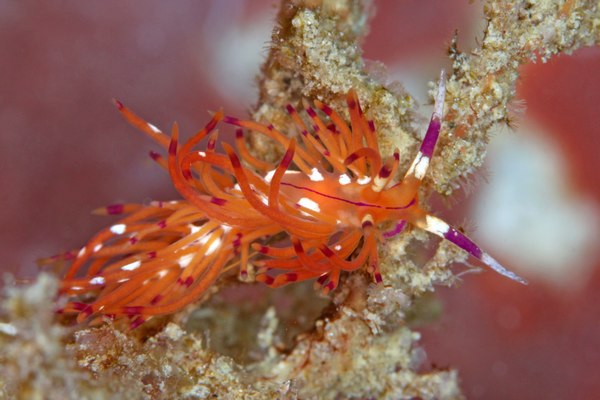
1, 1, 598, 399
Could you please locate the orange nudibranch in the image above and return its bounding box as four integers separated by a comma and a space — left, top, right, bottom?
48, 72, 526, 328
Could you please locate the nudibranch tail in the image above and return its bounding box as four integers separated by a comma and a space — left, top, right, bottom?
52, 72, 525, 328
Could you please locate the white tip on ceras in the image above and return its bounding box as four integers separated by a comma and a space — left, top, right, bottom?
434, 70, 446, 120
406, 152, 430, 180
371, 175, 387, 192
481, 253, 529, 285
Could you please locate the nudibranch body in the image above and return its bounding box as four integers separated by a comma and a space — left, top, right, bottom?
48, 72, 526, 328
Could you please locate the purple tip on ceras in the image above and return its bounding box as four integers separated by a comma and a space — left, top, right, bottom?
319, 244, 336, 258
105, 204, 125, 215
280, 142, 296, 169
378, 165, 392, 179
207, 133, 218, 151
285, 104, 297, 115
368, 120, 376, 133
442, 226, 528, 285
320, 104, 333, 116
204, 116, 219, 133
113, 99, 124, 110
168, 137, 178, 156
421, 214, 527, 285
232, 233, 243, 248
419, 71, 446, 159
316, 274, 328, 285
210, 197, 227, 206
72, 302, 94, 317
149, 151, 162, 161
129, 317, 146, 330
344, 152, 360, 165
383, 220, 407, 239
223, 116, 241, 126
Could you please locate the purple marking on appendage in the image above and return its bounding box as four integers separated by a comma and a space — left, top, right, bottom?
393, 151, 400, 161
147, 251, 157, 259
106, 204, 125, 215
210, 197, 227, 206
285, 104, 295, 114
419, 118, 441, 158
319, 245, 335, 257
301, 130, 309, 137
267, 124, 275, 131
150, 294, 163, 305
229, 152, 242, 168
169, 138, 177, 156
281, 148, 294, 168
258, 246, 269, 254
130, 317, 145, 330
72, 302, 93, 316
207, 138, 217, 150
129, 236, 138, 245
263, 275, 275, 285
378, 165, 392, 179
344, 153, 359, 165
182, 169, 193, 180
368, 120, 375, 132
149, 151, 161, 161
362, 220, 374, 229
321, 104, 333, 115
306, 107, 317, 118
325, 281, 336, 291
223, 116, 241, 126
184, 276, 194, 287
293, 240, 304, 254
123, 306, 144, 315
205, 117, 218, 132
232, 233, 242, 247
347, 98, 356, 109
157, 220, 167, 229
312, 124, 320, 132
280, 182, 416, 210
324, 150, 331, 157
235, 128, 243, 138
286, 273, 298, 282
374, 272, 382, 284
317, 274, 328, 285
444, 228, 482, 258
383, 220, 407, 239
114, 99, 124, 110
326, 123, 337, 133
